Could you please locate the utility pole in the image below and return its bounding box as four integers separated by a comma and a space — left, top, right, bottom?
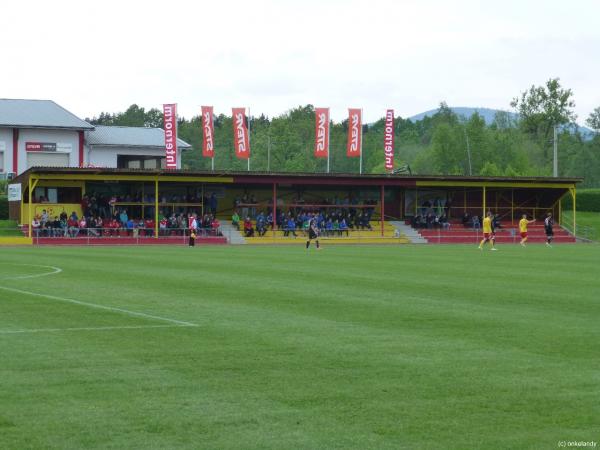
267, 135, 271, 172
553, 125, 558, 177
463, 127, 472, 176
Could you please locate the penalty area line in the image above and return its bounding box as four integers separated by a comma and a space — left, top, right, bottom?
0, 324, 188, 334
0, 285, 198, 327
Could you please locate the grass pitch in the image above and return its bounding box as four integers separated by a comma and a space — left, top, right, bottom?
1, 244, 599, 449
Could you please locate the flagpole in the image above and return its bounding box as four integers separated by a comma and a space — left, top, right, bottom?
327, 108, 330, 174
359, 108, 363, 175
247, 107, 251, 172
211, 157, 214, 171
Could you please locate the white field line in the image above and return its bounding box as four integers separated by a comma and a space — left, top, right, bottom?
0, 285, 198, 327
0, 264, 63, 280
0, 324, 186, 334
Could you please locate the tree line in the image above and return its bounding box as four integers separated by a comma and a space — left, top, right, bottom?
86, 78, 600, 187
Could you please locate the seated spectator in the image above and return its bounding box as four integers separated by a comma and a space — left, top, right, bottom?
339, 218, 349, 236
126, 218, 135, 236
50, 216, 60, 237
256, 215, 267, 237
144, 218, 155, 236
159, 217, 168, 236
333, 219, 340, 236
243, 217, 254, 237
78, 216, 88, 236
67, 216, 79, 237
284, 217, 297, 237
325, 218, 333, 236
462, 212, 471, 228
439, 214, 450, 229
211, 217, 221, 235
472, 215, 481, 229
232, 211, 240, 230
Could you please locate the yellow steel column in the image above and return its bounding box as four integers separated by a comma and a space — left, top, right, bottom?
28, 176, 32, 238
482, 185, 486, 217
154, 177, 159, 238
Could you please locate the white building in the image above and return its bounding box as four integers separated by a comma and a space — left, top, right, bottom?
0, 99, 190, 177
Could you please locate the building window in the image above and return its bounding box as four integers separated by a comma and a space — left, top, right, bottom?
117, 155, 165, 169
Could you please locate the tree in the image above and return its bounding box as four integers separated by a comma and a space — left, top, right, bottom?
586, 107, 600, 133
510, 78, 576, 161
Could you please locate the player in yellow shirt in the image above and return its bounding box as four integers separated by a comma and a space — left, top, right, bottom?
519, 214, 536, 246
478, 211, 497, 250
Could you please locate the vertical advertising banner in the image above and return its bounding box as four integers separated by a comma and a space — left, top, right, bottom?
163, 103, 178, 169
346, 108, 362, 158
384, 109, 394, 172
314, 108, 330, 159
232, 107, 250, 160
201, 106, 215, 158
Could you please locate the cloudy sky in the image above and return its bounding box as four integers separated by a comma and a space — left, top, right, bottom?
2, 0, 598, 123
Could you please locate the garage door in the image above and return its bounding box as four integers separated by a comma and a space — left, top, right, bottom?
27, 152, 69, 168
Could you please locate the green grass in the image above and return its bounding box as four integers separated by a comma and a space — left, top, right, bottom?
1, 245, 599, 449
0, 220, 22, 237
562, 211, 600, 241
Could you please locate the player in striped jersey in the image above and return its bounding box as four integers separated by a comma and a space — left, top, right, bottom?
306, 217, 321, 250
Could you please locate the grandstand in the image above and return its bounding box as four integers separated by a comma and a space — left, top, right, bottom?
4, 167, 581, 246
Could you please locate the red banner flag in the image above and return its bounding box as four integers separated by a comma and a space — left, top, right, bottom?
384, 109, 394, 172
201, 106, 215, 158
232, 107, 250, 160
346, 108, 362, 158
314, 108, 330, 159
163, 103, 178, 169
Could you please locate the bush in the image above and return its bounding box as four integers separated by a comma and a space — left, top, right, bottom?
0, 195, 7, 220
561, 189, 600, 212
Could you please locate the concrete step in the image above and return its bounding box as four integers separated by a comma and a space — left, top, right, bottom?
390, 221, 428, 244
219, 222, 246, 244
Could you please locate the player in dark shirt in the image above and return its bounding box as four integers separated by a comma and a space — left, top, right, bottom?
544, 212, 554, 247
306, 217, 321, 250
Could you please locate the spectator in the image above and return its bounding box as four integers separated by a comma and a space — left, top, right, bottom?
209, 192, 218, 215
339, 218, 349, 236
31, 216, 41, 237
256, 213, 267, 237
67, 216, 79, 237
472, 215, 481, 229
462, 212, 471, 228
211, 217, 221, 236
243, 217, 254, 237
119, 210, 128, 226
232, 211, 240, 230
78, 216, 88, 236
50, 216, 60, 237
284, 217, 297, 237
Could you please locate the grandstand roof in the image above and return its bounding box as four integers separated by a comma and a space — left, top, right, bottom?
15, 167, 582, 187
87, 125, 191, 149
0, 99, 94, 130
